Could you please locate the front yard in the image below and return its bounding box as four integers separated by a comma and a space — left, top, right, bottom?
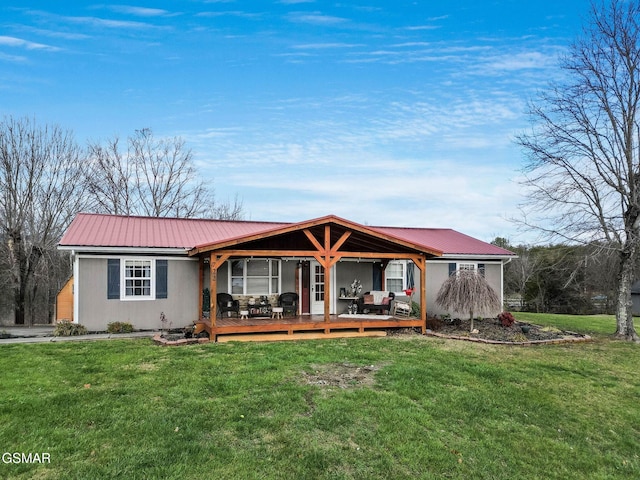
1, 314, 638, 479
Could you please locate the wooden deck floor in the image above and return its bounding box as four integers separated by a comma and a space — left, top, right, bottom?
196, 314, 425, 341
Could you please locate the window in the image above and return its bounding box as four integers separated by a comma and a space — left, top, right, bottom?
229, 259, 281, 295
107, 258, 168, 300
450, 262, 485, 277
124, 259, 153, 298
385, 261, 406, 293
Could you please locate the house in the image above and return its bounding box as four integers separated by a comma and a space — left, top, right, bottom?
57, 213, 515, 340
631, 281, 640, 316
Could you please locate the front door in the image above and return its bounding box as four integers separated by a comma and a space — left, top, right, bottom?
311, 261, 325, 315
310, 260, 335, 315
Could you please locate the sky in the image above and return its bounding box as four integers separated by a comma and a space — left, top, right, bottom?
0, 1, 590, 243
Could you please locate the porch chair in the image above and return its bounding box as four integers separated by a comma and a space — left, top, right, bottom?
278, 292, 299, 316
216, 293, 240, 318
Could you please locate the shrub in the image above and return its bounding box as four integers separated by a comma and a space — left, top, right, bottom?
498, 311, 516, 327
107, 322, 134, 334
54, 321, 88, 337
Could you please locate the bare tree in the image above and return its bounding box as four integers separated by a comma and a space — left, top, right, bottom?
86, 128, 243, 219
435, 269, 502, 332
86, 136, 134, 216
517, 0, 640, 341
0, 116, 87, 324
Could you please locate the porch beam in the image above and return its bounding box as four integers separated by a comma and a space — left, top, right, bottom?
207, 249, 429, 260
328, 253, 344, 268
330, 231, 351, 254
303, 229, 325, 253
211, 253, 231, 270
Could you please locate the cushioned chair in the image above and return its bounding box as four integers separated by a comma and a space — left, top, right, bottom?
216, 293, 240, 318
278, 292, 299, 316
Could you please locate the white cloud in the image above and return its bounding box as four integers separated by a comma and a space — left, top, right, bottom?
287, 12, 349, 25
106, 6, 181, 18
0, 35, 60, 51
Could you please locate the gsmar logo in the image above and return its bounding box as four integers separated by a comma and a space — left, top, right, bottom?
2, 452, 51, 464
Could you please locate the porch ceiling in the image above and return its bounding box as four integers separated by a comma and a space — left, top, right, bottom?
188, 215, 442, 258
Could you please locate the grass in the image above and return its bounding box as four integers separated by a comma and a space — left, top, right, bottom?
514, 312, 618, 337
1, 314, 638, 479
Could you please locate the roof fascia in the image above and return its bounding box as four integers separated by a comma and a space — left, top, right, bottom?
189, 214, 443, 257
58, 245, 190, 256
437, 254, 518, 261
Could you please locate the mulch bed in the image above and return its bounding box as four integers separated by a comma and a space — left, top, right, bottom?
388, 318, 591, 345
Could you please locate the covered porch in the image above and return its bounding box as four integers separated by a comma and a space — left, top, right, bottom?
189, 215, 442, 341
196, 313, 426, 342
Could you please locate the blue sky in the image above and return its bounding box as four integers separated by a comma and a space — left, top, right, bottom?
1, 1, 588, 242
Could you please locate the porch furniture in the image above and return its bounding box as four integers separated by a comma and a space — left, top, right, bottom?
278, 292, 299, 316
248, 304, 271, 317
217, 293, 240, 318
337, 296, 359, 314
393, 301, 411, 318
239, 310, 249, 320
357, 291, 395, 314
271, 307, 284, 319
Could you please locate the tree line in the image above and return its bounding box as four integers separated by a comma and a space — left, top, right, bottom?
0, 117, 242, 326
495, 238, 622, 315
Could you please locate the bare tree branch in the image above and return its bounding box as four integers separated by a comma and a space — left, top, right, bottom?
0, 116, 88, 324
516, 0, 640, 341
86, 128, 243, 220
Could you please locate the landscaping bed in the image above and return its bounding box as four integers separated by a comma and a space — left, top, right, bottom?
425, 317, 590, 344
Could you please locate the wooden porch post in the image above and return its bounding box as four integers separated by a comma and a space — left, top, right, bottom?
209, 253, 217, 334
324, 226, 331, 330
198, 257, 204, 319
420, 255, 427, 334
410, 254, 428, 334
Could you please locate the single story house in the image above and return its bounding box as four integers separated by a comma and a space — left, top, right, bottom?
57, 213, 515, 340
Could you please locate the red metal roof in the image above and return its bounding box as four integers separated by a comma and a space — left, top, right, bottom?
59, 213, 514, 256
59, 213, 289, 249
371, 226, 514, 256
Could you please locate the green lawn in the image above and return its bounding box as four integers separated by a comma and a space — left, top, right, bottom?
514, 312, 619, 337
1, 315, 638, 479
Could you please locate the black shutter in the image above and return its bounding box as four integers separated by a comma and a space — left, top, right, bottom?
156, 259, 168, 299
373, 263, 383, 291
107, 259, 120, 299
478, 263, 485, 277
448, 263, 456, 277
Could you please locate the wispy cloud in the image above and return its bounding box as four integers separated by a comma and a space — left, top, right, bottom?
196, 11, 262, 19
482, 51, 557, 71
105, 5, 181, 18
292, 42, 362, 49
287, 12, 349, 25
405, 25, 441, 31
0, 51, 27, 62
0, 35, 60, 51
61, 15, 157, 30
19, 27, 90, 41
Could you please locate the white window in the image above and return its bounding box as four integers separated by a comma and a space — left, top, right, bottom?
385, 261, 406, 293
229, 259, 281, 295
123, 259, 154, 299
456, 262, 485, 277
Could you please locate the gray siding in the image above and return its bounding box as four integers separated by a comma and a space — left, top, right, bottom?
77, 256, 199, 331
426, 260, 503, 318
